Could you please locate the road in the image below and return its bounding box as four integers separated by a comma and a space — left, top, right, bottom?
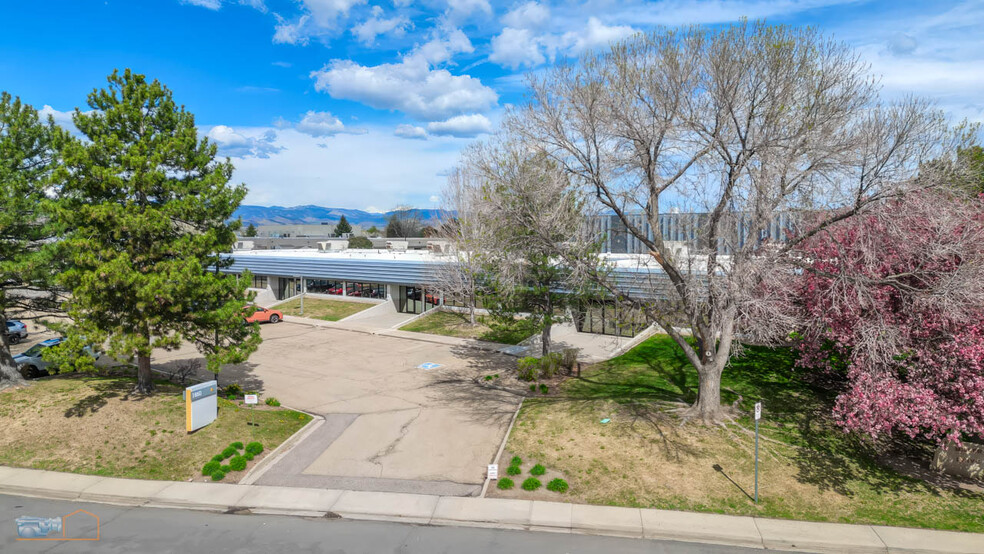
1, 495, 777, 553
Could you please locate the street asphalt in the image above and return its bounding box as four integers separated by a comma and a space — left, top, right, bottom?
0, 494, 779, 553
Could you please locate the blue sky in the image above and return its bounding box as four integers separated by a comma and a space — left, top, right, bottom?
1, 0, 981, 210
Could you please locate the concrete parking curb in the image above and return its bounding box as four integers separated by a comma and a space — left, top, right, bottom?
0, 466, 981, 553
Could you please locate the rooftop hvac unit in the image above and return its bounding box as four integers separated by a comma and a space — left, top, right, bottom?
427, 240, 450, 254
318, 240, 349, 252
234, 240, 254, 250
386, 240, 408, 251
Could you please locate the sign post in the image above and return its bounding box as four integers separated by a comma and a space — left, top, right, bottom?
245, 394, 258, 431
487, 464, 498, 480
754, 401, 761, 503
294, 275, 304, 316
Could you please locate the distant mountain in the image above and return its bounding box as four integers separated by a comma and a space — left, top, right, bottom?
232, 205, 445, 227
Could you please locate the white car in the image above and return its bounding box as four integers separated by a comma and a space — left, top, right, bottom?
4, 320, 28, 344
14, 338, 100, 379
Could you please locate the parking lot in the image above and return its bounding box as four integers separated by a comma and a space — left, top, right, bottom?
154, 321, 520, 495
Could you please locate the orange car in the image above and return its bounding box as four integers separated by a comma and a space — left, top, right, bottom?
244, 305, 283, 324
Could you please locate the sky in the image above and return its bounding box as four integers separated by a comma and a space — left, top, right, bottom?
1, 0, 981, 211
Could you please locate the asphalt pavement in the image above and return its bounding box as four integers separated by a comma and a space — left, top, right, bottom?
0, 494, 776, 553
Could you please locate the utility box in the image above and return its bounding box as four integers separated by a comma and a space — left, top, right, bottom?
185, 380, 218, 432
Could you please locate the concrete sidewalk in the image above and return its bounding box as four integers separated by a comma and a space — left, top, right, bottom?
0, 466, 979, 553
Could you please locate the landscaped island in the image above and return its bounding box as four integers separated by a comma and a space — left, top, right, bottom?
494, 335, 984, 533
0, 374, 311, 482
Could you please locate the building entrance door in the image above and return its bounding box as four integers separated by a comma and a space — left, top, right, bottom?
277, 277, 302, 300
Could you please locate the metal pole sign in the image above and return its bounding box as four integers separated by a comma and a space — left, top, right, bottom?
754, 401, 761, 503
245, 394, 258, 429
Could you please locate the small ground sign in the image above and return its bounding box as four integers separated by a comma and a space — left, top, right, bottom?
487, 464, 498, 480
244, 394, 258, 405
185, 380, 218, 432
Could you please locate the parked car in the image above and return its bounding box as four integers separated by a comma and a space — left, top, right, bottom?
244, 305, 282, 324
14, 338, 100, 379
4, 320, 28, 344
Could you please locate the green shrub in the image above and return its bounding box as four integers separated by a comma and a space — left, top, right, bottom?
497, 478, 515, 490
539, 384, 548, 394
229, 456, 247, 472
224, 383, 243, 396
529, 384, 537, 392
517, 357, 540, 381
220, 464, 231, 472
521, 477, 542, 491
530, 464, 546, 476
202, 461, 221, 475
265, 397, 281, 407
540, 353, 562, 379
510, 456, 522, 466
560, 348, 579, 372
483, 375, 494, 381
506, 465, 521, 476
211, 470, 226, 481
546, 478, 569, 493
211, 454, 224, 462
221, 446, 237, 459
230, 441, 244, 450
244, 452, 254, 461
245, 441, 264, 455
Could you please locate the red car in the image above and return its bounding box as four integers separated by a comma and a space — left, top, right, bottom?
244, 305, 282, 324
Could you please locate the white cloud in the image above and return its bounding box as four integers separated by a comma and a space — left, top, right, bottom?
310, 31, 498, 121
489, 17, 635, 69
429, 195, 440, 203
180, 0, 266, 11
446, 0, 491, 18
426, 114, 493, 137
502, 1, 549, 29
295, 110, 366, 137
394, 124, 428, 139
181, 0, 221, 9
39, 105, 80, 130
302, 0, 366, 26
489, 27, 545, 69
207, 125, 284, 158
563, 17, 636, 53
228, 127, 463, 207
273, 14, 311, 45
352, 6, 411, 45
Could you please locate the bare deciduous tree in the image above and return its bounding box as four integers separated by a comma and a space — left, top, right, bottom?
506, 21, 956, 421
455, 140, 591, 356
434, 168, 490, 326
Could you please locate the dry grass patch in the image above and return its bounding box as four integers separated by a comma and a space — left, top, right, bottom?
277, 297, 375, 321
491, 335, 984, 532
0, 374, 311, 481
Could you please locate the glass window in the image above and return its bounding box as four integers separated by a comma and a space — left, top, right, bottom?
345, 282, 386, 299
250, 275, 268, 289
306, 279, 344, 295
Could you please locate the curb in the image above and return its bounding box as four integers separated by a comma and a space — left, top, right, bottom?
1, 467, 982, 553
240, 407, 324, 485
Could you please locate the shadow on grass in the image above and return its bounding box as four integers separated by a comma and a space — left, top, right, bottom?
558, 335, 984, 503
61, 375, 161, 418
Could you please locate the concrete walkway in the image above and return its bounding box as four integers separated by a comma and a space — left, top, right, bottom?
0, 466, 979, 553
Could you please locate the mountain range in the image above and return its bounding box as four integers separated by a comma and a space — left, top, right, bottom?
232, 205, 445, 227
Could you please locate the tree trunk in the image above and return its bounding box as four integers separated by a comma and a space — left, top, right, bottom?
540, 322, 552, 357
690, 364, 724, 422
0, 314, 25, 384
135, 354, 155, 394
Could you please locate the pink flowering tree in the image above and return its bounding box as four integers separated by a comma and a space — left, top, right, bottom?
788, 191, 984, 444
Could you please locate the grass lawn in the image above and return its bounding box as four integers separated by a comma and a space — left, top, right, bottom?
277, 297, 375, 321
0, 374, 312, 481
399, 309, 534, 345
494, 335, 984, 533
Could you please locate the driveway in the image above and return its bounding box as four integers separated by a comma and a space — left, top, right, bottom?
154, 322, 520, 496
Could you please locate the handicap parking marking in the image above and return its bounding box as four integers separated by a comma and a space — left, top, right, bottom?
417, 362, 442, 370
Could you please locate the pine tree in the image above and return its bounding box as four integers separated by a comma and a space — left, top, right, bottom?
333, 215, 352, 236
244, 223, 257, 237
0, 93, 63, 382
54, 69, 260, 393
